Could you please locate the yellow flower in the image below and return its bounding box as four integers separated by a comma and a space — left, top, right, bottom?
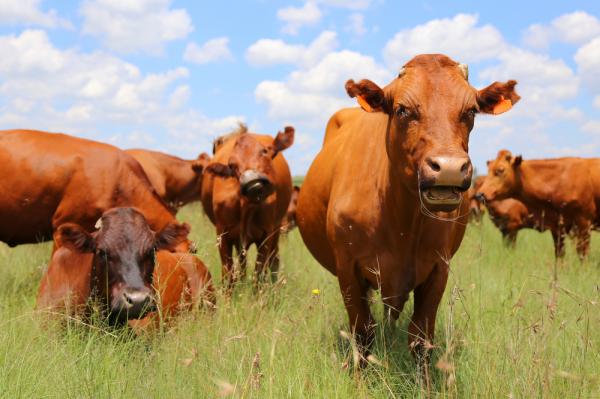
311, 288, 320, 296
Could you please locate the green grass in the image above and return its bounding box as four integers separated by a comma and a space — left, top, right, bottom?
0, 204, 598, 398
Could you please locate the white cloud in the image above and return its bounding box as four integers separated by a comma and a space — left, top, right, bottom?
347, 13, 366, 36
582, 120, 600, 136
383, 14, 506, 67
255, 49, 390, 129
0, 29, 240, 158
575, 37, 600, 94
523, 11, 600, 49
594, 96, 600, 109
80, 0, 193, 55
246, 30, 337, 67
0, 0, 71, 28
184, 37, 234, 64
277, 1, 322, 35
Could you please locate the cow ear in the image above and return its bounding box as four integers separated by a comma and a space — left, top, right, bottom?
273, 126, 294, 156
513, 155, 522, 167
205, 163, 235, 178
55, 223, 95, 252
345, 79, 390, 114
155, 222, 190, 251
486, 160, 491, 167
192, 152, 211, 173
477, 80, 521, 115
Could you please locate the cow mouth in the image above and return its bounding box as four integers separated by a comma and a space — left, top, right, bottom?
421, 186, 462, 209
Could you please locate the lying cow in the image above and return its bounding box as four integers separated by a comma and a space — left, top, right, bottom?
126, 149, 211, 211
297, 54, 519, 373
37, 207, 214, 325
477, 150, 598, 260
0, 130, 186, 250
202, 126, 294, 288
281, 185, 300, 233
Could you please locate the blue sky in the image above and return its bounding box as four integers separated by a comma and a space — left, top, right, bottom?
0, 0, 599, 175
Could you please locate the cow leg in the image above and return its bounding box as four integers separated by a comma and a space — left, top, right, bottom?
574, 220, 591, 261
255, 231, 281, 284
551, 227, 566, 259
337, 257, 374, 361
217, 231, 236, 290
409, 262, 449, 384
235, 240, 248, 282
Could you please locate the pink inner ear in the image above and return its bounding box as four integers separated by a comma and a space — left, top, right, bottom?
492, 96, 513, 115
357, 95, 373, 112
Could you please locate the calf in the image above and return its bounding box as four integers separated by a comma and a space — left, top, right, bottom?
37, 208, 213, 325
201, 127, 294, 288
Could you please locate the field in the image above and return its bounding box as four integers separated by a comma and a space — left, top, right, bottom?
0, 204, 599, 398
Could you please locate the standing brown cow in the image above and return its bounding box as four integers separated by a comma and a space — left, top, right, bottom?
37, 207, 214, 325
201, 127, 294, 287
0, 130, 185, 248
467, 175, 486, 222
281, 185, 300, 233
477, 150, 600, 260
126, 149, 211, 210
296, 54, 519, 370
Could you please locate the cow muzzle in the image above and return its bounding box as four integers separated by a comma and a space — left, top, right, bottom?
419, 155, 472, 211
110, 287, 154, 322
240, 170, 274, 202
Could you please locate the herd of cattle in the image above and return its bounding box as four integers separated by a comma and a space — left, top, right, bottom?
0, 53, 594, 374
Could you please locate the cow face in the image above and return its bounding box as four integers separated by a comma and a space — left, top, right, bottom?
345, 54, 520, 212
55, 207, 190, 324
206, 127, 294, 203
477, 150, 522, 202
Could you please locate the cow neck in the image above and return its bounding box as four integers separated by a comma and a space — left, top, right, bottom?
163, 158, 199, 203
514, 160, 560, 209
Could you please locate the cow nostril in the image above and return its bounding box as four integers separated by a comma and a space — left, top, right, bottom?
461, 160, 471, 173
427, 158, 441, 172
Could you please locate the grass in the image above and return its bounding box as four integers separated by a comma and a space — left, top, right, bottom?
0, 203, 598, 398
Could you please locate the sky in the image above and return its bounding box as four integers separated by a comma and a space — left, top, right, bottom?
0, 0, 599, 175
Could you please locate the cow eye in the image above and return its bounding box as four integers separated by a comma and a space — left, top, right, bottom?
260, 148, 269, 156
465, 107, 478, 118
396, 105, 411, 118
494, 168, 504, 176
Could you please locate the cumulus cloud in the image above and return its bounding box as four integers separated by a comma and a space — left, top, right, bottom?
383, 14, 506, 67
0, 0, 71, 28
523, 11, 600, 49
246, 30, 338, 67
184, 37, 234, 64
80, 0, 193, 55
277, 1, 322, 35
0, 29, 240, 156
575, 37, 600, 95
255, 49, 390, 122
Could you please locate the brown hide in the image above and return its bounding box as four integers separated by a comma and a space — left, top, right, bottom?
126, 149, 210, 210
0, 130, 182, 247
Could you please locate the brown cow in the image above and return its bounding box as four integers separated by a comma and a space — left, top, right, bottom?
0, 130, 185, 249
296, 54, 519, 371
281, 185, 300, 233
486, 198, 533, 246
201, 126, 294, 288
477, 150, 599, 259
212, 123, 248, 155
126, 149, 211, 210
467, 175, 486, 223
37, 207, 213, 325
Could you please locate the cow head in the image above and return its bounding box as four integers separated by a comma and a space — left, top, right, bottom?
205, 127, 295, 203
345, 54, 520, 212
55, 207, 190, 323
476, 150, 522, 202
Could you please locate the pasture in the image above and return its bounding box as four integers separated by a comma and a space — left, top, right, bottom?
0, 203, 598, 398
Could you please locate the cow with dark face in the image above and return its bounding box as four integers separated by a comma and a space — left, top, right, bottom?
37, 207, 191, 324
201, 127, 294, 288
297, 54, 520, 373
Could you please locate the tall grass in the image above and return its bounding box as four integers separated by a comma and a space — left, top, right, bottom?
0, 204, 598, 398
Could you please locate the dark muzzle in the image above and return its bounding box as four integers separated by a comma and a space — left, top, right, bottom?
240, 170, 274, 202
110, 287, 155, 323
